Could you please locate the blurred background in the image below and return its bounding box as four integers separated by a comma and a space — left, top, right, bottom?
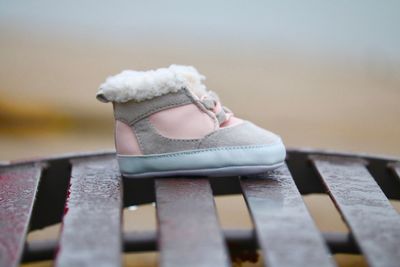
1, 1, 399, 267
1, 0, 399, 161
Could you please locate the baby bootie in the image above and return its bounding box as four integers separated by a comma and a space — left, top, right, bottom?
97, 65, 286, 178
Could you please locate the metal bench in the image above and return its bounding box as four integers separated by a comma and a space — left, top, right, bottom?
1, 149, 400, 267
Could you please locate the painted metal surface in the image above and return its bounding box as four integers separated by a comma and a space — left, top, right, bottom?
155, 178, 230, 267
2, 149, 400, 266
55, 156, 122, 267
389, 162, 400, 182
0, 164, 42, 267
241, 164, 336, 267
311, 156, 400, 267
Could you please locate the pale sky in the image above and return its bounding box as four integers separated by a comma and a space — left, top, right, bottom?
1, 0, 400, 62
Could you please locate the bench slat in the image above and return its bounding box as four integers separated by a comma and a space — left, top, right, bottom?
240, 165, 336, 267
389, 162, 400, 182
311, 156, 400, 267
155, 178, 230, 267
0, 164, 42, 267
55, 156, 122, 267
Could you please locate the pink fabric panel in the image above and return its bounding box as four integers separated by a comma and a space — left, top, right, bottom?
115, 120, 142, 155
149, 104, 216, 139
220, 116, 243, 128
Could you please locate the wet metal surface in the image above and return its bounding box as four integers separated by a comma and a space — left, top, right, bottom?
2, 149, 400, 266
311, 156, 400, 267
55, 156, 122, 267
155, 178, 230, 267
241, 164, 336, 267
0, 164, 42, 267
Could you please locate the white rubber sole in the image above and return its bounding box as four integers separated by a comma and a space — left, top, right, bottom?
118, 143, 286, 179
122, 162, 284, 178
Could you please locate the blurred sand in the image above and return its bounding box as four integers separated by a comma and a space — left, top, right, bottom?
1, 28, 400, 160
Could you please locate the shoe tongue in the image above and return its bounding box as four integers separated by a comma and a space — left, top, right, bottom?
185, 80, 208, 99
198, 91, 233, 126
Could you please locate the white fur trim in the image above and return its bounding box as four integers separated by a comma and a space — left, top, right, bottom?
97, 65, 208, 103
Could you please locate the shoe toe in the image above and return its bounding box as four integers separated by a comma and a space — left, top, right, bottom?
199, 121, 284, 148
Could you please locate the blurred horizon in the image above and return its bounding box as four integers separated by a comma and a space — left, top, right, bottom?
1, 0, 399, 161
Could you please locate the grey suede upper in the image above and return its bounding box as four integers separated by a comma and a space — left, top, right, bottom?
114, 88, 218, 127
114, 89, 193, 125
198, 121, 280, 149
113, 89, 281, 155
132, 119, 280, 155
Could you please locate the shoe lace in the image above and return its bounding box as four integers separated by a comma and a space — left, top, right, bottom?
199, 91, 233, 126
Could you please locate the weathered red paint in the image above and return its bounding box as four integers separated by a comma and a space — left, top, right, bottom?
62, 184, 71, 215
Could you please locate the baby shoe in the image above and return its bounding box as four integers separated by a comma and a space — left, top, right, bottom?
97, 65, 286, 178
